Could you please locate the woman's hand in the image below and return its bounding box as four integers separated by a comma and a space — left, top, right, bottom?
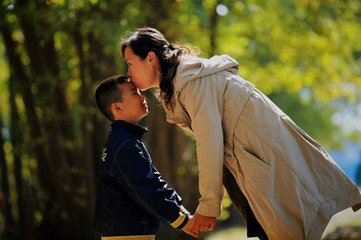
192, 213, 216, 233
182, 215, 199, 238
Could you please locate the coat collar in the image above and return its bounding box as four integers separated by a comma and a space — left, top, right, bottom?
173, 54, 239, 97
160, 54, 239, 114
111, 120, 148, 139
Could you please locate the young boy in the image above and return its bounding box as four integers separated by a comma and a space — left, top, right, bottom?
93, 75, 197, 240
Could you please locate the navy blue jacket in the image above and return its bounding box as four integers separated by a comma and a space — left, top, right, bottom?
94, 120, 188, 236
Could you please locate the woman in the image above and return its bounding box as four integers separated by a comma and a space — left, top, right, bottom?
120, 27, 361, 240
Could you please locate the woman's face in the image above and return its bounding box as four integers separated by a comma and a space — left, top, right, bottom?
124, 46, 161, 91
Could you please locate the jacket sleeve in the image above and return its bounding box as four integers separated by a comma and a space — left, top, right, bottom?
179, 76, 224, 217
110, 140, 189, 229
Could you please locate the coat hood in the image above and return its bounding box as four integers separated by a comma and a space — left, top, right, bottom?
173, 54, 240, 94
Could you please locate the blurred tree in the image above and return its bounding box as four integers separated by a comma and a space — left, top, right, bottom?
213, 0, 361, 147
0, 0, 134, 239
0, 115, 16, 239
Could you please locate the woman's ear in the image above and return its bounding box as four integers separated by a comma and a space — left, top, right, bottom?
147, 51, 160, 71
147, 51, 156, 63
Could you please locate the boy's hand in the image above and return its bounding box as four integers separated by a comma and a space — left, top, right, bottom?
182, 215, 199, 238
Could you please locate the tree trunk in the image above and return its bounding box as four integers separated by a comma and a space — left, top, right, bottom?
0, 6, 50, 198
9, 73, 28, 240
14, 1, 86, 239
209, 0, 222, 56
0, 10, 43, 239
0, 115, 17, 240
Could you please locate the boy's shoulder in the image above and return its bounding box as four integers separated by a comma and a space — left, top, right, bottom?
101, 127, 138, 166
106, 121, 147, 151
101, 121, 148, 162
106, 124, 136, 150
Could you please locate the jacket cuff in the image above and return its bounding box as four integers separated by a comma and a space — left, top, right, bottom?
170, 206, 190, 229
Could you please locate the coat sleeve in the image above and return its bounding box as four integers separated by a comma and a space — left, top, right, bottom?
110, 140, 189, 229
179, 77, 225, 217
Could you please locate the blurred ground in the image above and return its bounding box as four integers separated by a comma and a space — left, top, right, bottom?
205, 207, 361, 240
322, 207, 361, 240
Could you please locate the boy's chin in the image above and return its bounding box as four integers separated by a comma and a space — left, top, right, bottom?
139, 112, 149, 120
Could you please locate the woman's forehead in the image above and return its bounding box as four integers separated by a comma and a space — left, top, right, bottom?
124, 46, 136, 59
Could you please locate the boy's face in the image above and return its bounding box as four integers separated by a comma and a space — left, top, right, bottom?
117, 82, 148, 123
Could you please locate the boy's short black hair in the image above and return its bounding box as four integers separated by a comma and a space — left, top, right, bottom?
95, 75, 130, 121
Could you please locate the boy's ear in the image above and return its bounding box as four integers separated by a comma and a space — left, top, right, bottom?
111, 102, 123, 112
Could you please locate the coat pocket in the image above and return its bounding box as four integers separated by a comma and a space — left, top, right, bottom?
243, 148, 270, 167
237, 148, 271, 192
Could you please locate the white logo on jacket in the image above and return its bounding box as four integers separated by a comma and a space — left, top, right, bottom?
101, 148, 107, 162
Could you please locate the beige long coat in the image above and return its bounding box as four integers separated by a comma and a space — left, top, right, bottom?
160, 55, 361, 240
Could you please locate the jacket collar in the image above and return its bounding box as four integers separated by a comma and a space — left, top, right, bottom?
111, 120, 148, 139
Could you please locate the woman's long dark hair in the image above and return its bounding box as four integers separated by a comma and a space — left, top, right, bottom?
120, 27, 191, 104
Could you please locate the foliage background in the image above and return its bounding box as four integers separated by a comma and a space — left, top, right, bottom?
0, 0, 360, 239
